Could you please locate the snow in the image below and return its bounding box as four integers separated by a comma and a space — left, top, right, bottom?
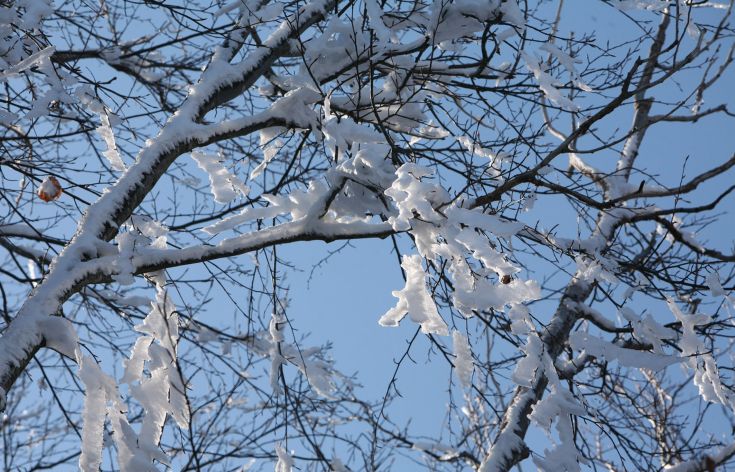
705, 271, 727, 297
0, 223, 44, 238
120, 337, 152, 384
499, 0, 525, 29
664, 443, 735, 472
0, 0, 397, 466
37, 317, 79, 360
569, 332, 680, 370
75, 278, 191, 471
530, 387, 586, 432
114, 231, 137, 285
615, 0, 668, 11
97, 114, 125, 171
379, 255, 449, 336
574, 255, 619, 284
251, 127, 285, 179
667, 299, 710, 357
201, 177, 331, 234
5, 0, 731, 469
241, 317, 340, 398
522, 51, 581, 112
268, 313, 287, 394
197, 325, 218, 343
275, 443, 294, 472
191, 150, 249, 203
451, 330, 473, 388
428, 0, 503, 44
385, 164, 448, 231
619, 306, 675, 354
478, 415, 527, 472
76, 86, 126, 171
97, 280, 187, 470
77, 354, 164, 471
364, 0, 391, 44
79, 357, 108, 472
540, 43, 592, 93
512, 333, 544, 387
0, 45, 55, 81
667, 299, 735, 407
330, 458, 349, 471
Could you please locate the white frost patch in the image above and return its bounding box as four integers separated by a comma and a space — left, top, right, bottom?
615, 0, 668, 11
667, 299, 735, 408
79, 357, 108, 472
569, 332, 680, 370
499, 0, 525, 29
251, 127, 284, 179
452, 330, 473, 388
540, 43, 592, 93
574, 254, 618, 284
202, 179, 327, 234
512, 333, 544, 387
244, 319, 340, 398
76, 86, 126, 171
275, 443, 294, 472
330, 458, 349, 471
268, 313, 288, 394
619, 306, 675, 354
384, 164, 448, 231
190, 150, 249, 203
38, 316, 79, 360
705, 272, 727, 297
0, 45, 55, 80
379, 255, 448, 335
522, 51, 580, 112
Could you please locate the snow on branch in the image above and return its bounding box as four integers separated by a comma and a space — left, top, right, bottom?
380, 255, 449, 335
190, 150, 249, 203
79, 275, 187, 471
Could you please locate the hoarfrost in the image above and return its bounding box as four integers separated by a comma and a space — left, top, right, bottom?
191, 150, 249, 203
569, 332, 680, 370
275, 443, 294, 472
451, 330, 474, 388
379, 255, 448, 335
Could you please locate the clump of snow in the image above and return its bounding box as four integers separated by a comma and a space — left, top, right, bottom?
77, 86, 126, 171
569, 332, 680, 371
705, 272, 727, 297
243, 318, 340, 398
251, 127, 285, 180
37, 317, 79, 360
667, 299, 735, 408
384, 164, 448, 231
619, 306, 674, 354
0, 46, 55, 81
275, 443, 294, 472
540, 43, 592, 93
522, 51, 581, 112
615, 0, 668, 11
512, 333, 545, 387
379, 255, 448, 335
451, 330, 474, 388
78, 357, 108, 472
574, 254, 619, 285
190, 150, 249, 203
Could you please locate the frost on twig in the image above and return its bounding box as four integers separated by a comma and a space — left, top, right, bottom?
78, 275, 188, 471
77, 86, 126, 171
380, 254, 449, 336
190, 150, 249, 203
